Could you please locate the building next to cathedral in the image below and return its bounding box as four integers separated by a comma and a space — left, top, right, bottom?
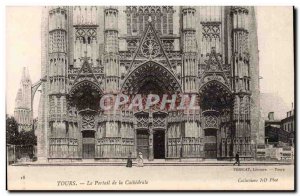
35, 6, 263, 162
14, 67, 33, 132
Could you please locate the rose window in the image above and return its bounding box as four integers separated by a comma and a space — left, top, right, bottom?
141, 38, 160, 58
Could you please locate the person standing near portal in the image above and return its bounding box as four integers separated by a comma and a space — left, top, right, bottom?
233, 152, 240, 166
136, 152, 144, 167
126, 152, 132, 168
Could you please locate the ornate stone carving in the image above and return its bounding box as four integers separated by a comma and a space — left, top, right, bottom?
82, 114, 95, 129
69, 55, 104, 91
162, 40, 174, 52
199, 48, 231, 91
126, 39, 139, 53
203, 48, 223, 72
136, 117, 148, 129
75, 28, 97, 40
201, 22, 221, 41
126, 19, 174, 75
203, 114, 219, 129
153, 117, 166, 129
49, 30, 66, 53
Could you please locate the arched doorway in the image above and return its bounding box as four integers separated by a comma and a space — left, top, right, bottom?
69, 80, 103, 159
69, 80, 102, 111
123, 61, 181, 160
199, 80, 233, 159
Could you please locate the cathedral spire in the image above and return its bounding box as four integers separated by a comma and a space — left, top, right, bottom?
15, 88, 23, 108
21, 67, 26, 81
14, 66, 33, 132
21, 66, 31, 83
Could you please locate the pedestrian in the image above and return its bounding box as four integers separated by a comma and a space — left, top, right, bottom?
233, 152, 240, 166
179, 146, 183, 162
126, 152, 132, 168
136, 152, 144, 167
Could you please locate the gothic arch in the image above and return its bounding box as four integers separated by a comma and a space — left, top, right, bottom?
121, 61, 182, 94
199, 79, 232, 95
69, 80, 103, 97
199, 80, 233, 111
69, 80, 103, 111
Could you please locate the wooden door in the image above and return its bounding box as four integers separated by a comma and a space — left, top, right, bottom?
83, 144, 95, 159
153, 131, 165, 159
204, 129, 217, 159
137, 130, 149, 159
82, 131, 95, 159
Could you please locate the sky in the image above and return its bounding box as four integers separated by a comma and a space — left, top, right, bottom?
256, 7, 294, 110
5, 6, 294, 118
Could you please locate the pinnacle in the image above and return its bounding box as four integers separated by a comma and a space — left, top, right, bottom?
21, 66, 31, 82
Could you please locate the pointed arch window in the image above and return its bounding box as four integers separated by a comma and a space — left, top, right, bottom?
168, 12, 173, 34
126, 6, 174, 35
132, 8, 138, 33
162, 9, 167, 34
127, 12, 131, 35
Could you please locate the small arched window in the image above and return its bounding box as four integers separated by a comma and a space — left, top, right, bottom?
82, 37, 86, 44
88, 37, 91, 44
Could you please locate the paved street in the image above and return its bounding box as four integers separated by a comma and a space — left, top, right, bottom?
7, 164, 294, 191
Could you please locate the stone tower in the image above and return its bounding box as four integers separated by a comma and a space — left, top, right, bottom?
36, 6, 261, 162
14, 67, 32, 132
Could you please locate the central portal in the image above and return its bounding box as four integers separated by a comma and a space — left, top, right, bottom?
153, 131, 165, 159
123, 61, 182, 161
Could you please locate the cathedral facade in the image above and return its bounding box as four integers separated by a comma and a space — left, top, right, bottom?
36, 6, 262, 162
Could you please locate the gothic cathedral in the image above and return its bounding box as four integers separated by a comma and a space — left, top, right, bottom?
36, 6, 262, 162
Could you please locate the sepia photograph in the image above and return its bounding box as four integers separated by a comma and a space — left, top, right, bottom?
5, 5, 295, 191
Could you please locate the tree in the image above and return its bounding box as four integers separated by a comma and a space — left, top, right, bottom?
6, 116, 19, 145
17, 130, 37, 146
6, 116, 37, 146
